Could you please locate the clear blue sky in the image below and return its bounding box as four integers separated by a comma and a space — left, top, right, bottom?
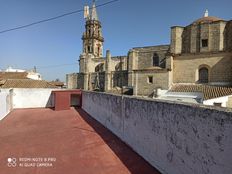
0, 0, 231, 82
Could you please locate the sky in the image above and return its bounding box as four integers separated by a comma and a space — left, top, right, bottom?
0, 0, 231, 82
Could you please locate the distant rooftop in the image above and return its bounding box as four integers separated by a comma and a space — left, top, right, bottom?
0, 67, 42, 81
0, 72, 28, 80
170, 84, 232, 100
0, 79, 58, 88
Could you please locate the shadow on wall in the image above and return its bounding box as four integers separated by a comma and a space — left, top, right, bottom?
224, 21, 232, 52
75, 108, 161, 174
211, 54, 232, 83
46, 93, 54, 108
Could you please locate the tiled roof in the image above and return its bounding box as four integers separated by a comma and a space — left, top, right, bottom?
170, 84, 232, 100
0, 79, 58, 88
49, 81, 64, 87
0, 72, 28, 80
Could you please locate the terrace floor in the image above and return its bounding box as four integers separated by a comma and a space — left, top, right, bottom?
0, 107, 160, 174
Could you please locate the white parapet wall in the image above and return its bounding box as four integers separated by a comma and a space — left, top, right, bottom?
0, 92, 8, 119
82, 91, 232, 174
0, 88, 58, 120
0, 89, 12, 120
12, 88, 55, 109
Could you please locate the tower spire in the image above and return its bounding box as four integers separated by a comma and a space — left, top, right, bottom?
91, 0, 98, 20
81, 0, 104, 57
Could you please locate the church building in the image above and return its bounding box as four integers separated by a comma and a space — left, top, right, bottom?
67, 1, 232, 107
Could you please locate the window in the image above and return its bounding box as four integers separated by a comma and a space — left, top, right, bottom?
98, 46, 100, 55
147, 76, 153, 84
202, 39, 208, 47
153, 53, 159, 66
214, 102, 222, 107
88, 46, 91, 53
199, 67, 208, 83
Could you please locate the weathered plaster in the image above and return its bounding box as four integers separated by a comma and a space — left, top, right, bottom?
82, 91, 232, 174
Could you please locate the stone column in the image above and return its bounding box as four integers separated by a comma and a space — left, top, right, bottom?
81, 53, 91, 90
105, 50, 112, 91
83, 73, 89, 90
128, 49, 138, 87
171, 26, 184, 54
166, 55, 174, 87
79, 54, 86, 73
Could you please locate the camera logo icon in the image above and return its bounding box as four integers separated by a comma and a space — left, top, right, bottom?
7, 157, 17, 167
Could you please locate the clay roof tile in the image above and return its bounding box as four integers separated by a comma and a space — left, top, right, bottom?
0, 79, 58, 88
170, 84, 232, 100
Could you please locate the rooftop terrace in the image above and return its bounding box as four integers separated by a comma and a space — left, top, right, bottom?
1, 89, 232, 174
0, 107, 159, 174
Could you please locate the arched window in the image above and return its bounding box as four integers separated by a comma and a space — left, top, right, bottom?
95, 63, 104, 72
115, 62, 123, 71
199, 67, 209, 83
98, 46, 100, 56
153, 53, 159, 66
87, 46, 91, 53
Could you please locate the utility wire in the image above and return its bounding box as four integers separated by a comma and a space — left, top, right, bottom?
20, 63, 78, 72
0, 0, 119, 34
36, 63, 78, 69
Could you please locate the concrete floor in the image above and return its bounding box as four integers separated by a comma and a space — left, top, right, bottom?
0, 108, 160, 174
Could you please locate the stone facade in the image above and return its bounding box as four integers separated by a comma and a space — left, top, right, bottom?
67, 4, 232, 97
173, 52, 232, 84
66, 73, 84, 89
171, 14, 232, 86
133, 69, 170, 96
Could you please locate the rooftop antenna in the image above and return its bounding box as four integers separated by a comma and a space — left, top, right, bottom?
204, 9, 209, 17
33, 66, 37, 73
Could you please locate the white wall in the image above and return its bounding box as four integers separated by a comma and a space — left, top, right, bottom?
0, 89, 11, 120
82, 91, 232, 174
203, 95, 232, 107
27, 72, 42, 80
12, 88, 55, 109
0, 88, 58, 120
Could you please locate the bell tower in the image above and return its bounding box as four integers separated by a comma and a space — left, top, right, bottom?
82, 0, 104, 57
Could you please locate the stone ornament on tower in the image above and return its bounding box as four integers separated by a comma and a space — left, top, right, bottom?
204, 9, 209, 17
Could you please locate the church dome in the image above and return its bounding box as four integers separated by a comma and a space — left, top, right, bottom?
191, 10, 224, 25
192, 16, 224, 25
